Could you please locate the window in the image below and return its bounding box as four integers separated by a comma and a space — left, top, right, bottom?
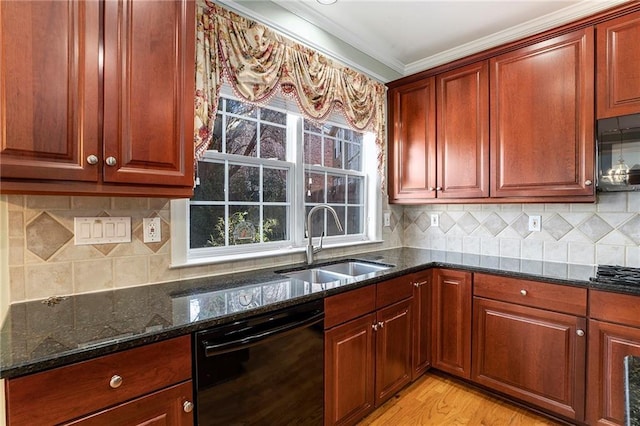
171, 89, 380, 266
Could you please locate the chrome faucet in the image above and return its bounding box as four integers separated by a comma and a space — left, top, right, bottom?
306, 204, 343, 265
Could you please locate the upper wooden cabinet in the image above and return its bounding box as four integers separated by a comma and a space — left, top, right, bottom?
490, 27, 595, 199
436, 61, 489, 199
596, 10, 640, 119
0, 0, 195, 197
388, 77, 436, 203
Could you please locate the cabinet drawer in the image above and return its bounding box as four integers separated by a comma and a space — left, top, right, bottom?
6, 335, 191, 426
325, 285, 376, 329
590, 290, 640, 327
376, 275, 413, 309
474, 273, 587, 316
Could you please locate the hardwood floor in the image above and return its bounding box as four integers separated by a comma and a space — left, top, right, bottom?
358, 372, 564, 426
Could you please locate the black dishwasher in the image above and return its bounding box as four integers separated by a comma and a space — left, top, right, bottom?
194, 299, 324, 425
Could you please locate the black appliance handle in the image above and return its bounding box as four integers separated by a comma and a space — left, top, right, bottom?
202, 310, 324, 357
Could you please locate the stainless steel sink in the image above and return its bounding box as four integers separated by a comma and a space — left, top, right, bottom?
320, 261, 391, 276
282, 268, 350, 284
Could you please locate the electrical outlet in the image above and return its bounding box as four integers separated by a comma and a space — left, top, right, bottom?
430, 214, 439, 227
528, 215, 542, 232
383, 212, 391, 227
143, 217, 162, 243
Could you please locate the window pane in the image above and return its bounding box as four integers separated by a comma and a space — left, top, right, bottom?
345, 142, 361, 171
306, 171, 325, 203
305, 206, 324, 239
323, 123, 339, 137
210, 113, 223, 152
226, 117, 257, 157
229, 206, 260, 245
261, 108, 286, 125
327, 174, 345, 203
264, 168, 288, 202
190, 205, 225, 248
324, 137, 342, 169
229, 165, 259, 202
226, 99, 256, 117
347, 176, 364, 204
193, 162, 225, 201
260, 123, 286, 160
347, 206, 363, 235
264, 206, 288, 242
304, 133, 322, 166
304, 121, 321, 133
327, 206, 345, 236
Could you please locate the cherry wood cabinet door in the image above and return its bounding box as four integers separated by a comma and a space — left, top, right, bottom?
436, 61, 489, 199
374, 299, 412, 406
587, 320, 640, 426
0, 0, 100, 181
596, 11, 640, 118
64, 381, 193, 426
102, 0, 194, 187
472, 297, 586, 422
324, 313, 376, 426
411, 271, 432, 381
431, 269, 472, 379
388, 77, 436, 203
490, 27, 595, 199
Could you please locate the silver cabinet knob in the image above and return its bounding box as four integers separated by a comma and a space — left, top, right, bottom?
576, 329, 585, 337
109, 374, 123, 389
520, 289, 527, 296
86, 154, 99, 165
428, 187, 435, 191
105, 156, 117, 167
435, 187, 442, 191
585, 180, 593, 186
183, 401, 194, 413
378, 321, 384, 329
372, 323, 378, 331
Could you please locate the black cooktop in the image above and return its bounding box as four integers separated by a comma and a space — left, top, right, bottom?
592, 265, 640, 287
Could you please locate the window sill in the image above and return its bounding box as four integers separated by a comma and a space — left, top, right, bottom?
170, 239, 384, 268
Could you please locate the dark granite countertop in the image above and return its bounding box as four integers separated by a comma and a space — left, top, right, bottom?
626, 355, 640, 426
1, 247, 636, 379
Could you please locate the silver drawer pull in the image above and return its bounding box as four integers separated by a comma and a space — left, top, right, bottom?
413, 280, 428, 287
109, 374, 123, 389
520, 289, 527, 296
576, 329, 585, 337
183, 401, 194, 413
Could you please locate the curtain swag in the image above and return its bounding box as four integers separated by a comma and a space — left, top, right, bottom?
194, 1, 387, 182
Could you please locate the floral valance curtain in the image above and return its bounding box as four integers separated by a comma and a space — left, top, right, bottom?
194, 1, 386, 177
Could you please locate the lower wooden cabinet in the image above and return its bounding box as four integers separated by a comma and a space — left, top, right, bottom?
587, 290, 640, 426
431, 269, 472, 379
324, 279, 413, 426
472, 297, 586, 421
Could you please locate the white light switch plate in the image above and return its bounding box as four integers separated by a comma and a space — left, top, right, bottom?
143, 217, 162, 243
528, 215, 542, 232
383, 212, 391, 227
430, 214, 439, 227
74, 217, 131, 245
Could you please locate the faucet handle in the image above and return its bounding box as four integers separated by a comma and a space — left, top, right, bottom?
317, 231, 325, 251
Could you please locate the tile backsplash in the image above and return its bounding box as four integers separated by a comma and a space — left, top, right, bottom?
2, 192, 639, 305
403, 192, 640, 268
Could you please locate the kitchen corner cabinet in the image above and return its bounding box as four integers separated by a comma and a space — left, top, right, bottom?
324, 278, 413, 426
596, 10, 640, 119
490, 27, 595, 199
410, 270, 432, 380
436, 61, 489, 199
587, 290, 640, 426
431, 269, 472, 379
0, 0, 195, 197
388, 77, 436, 203
5, 336, 193, 425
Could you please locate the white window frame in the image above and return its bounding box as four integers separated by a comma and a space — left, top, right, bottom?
171, 88, 382, 267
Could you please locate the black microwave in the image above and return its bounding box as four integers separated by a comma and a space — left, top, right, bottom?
597, 113, 640, 192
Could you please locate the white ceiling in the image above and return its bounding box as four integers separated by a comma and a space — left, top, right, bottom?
219, 0, 629, 82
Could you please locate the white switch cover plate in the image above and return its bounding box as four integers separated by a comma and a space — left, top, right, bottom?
383, 212, 391, 227
74, 217, 131, 245
430, 214, 439, 227
143, 217, 162, 243
528, 215, 542, 232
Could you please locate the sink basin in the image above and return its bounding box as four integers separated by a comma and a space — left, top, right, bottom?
282, 268, 350, 284
320, 261, 391, 276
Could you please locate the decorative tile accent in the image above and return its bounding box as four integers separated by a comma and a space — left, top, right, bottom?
439, 212, 455, 233
545, 214, 573, 241
482, 213, 508, 236
414, 212, 431, 232
511, 213, 532, 239
26, 213, 73, 260
619, 214, 640, 245
458, 212, 480, 235
577, 214, 614, 242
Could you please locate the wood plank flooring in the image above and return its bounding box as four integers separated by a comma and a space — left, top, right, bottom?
358, 372, 565, 426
